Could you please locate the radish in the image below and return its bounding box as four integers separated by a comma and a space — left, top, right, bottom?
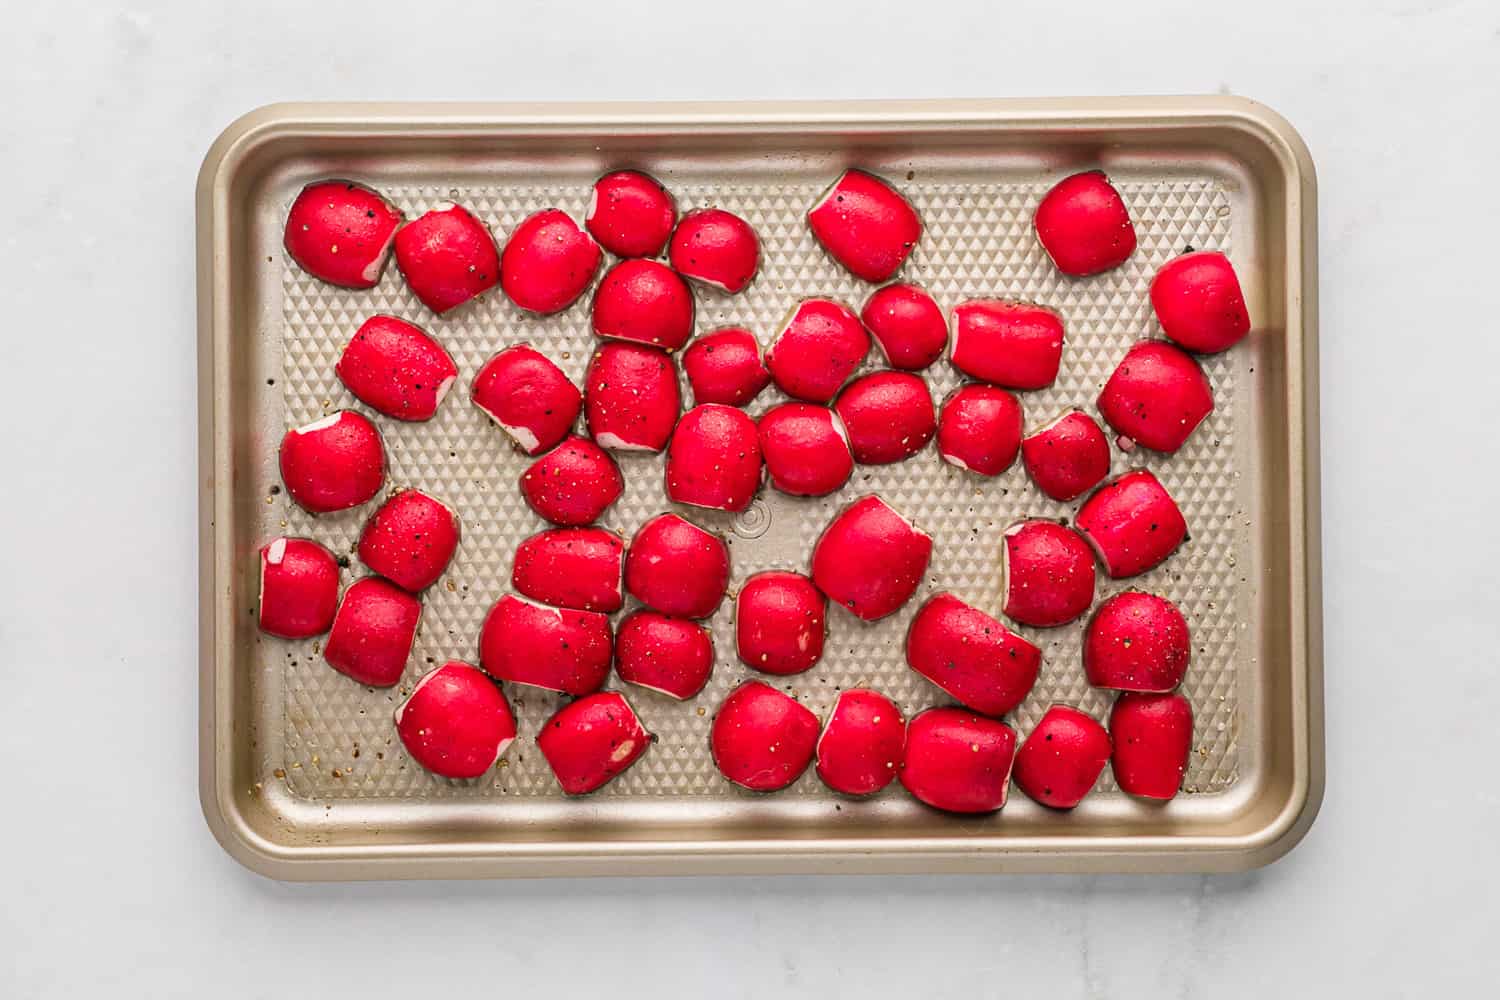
323, 577, 421, 688
519, 436, 624, 526
471, 344, 582, 456
585, 170, 677, 259
511, 526, 625, 613
258, 537, 340, 639
357, 488, 461, 593
807, 169, 922, 282
283, 180, 403, 289
1020, 409, 1110, 501
833, 371, 936, 464
1075, 470, 1187, 578
710, 680, 820, 792
757, 402, 854, 497
1001, 520, 1096, 628
499, 208, 602, 314
623, 513, 729, 619
1097, 340, 1213, 453
669, 208, 760, 293
591, 259, 695, 352
1084, 591, 1190, 692
936, 383, 1023, 476
950, 300, 1065, 390
537, 691, 651, 794
814, 688, 905, 796
393, 202, 500, 314
764, 299, 869, 403
1033, 170, 1137, 276
1150, 250, 1250, 353
899, 708, 1016, 814
1012, 704, 1112, 809
811, 495, 932, 622
860, 283, 947, 371
278, 410, 385, 514
665, 404, 763, 512
735, 571, 827, 676
583, 342, 682, 452
395, 661, 516, 780
681, 327, 770, 407
477, 593, 612, 695
1109, 691, 1192, 800
906, 591, 1041, 716
335, 315, 458, 423
615, 610, 714, 700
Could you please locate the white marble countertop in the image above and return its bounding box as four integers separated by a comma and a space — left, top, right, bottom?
3, 0, 1497, 995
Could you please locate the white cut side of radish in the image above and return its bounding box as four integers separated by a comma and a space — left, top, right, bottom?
432, 374, 457, 409
265, 538, 287, 565
593, 431, 652, 452
295, 412, 343, 434
498, 422, 540, 454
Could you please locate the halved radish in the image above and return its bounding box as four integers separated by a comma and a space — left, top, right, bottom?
1075, 470, 1187, 579
1109, 692, 1192, 800
393, 202, 500, 314
950, 300, 1065, 390
511, 526, 625, 613
1020, 409, 1110, 501
764, 299, 869, 403
807, 169, 922, 282
899, 707, 1016, 814
283, 180, 403, 289
499, 208, 602, 314
335, 315, 458, 422
669, 208, 759, 293
1033, 170, 1137, 276
615, 610, 714, 700
1097, 340, 1213, 453
623, 513, 729, 619
278, 410, 385, 514
815, 688, 905, 796
811, 495, 931, 622
905, 593, 1040, 717
258, 537, 340, 639
735, 571, 827, 676
710, 680, 820, 792
665, 404, 762, 512
757, 402, 854, 497
833, 371, 936, 464
323, 577, 421, 688
537, 691, 651, 794
936, 383, 1023, 476
681, 327, 770, 407
477, 593, 612, 695
395, 661, 516, 780
357, 488, 461, 593
591, 259, 695, 351
1083, 591, 1190, 692
1012, 704, 1112, 809
519, 436, 624, 526
1150, 250, 1250, 354
861, 283, 947, 371
583, 342, 681, 452
585, 170, 677, 258
471, 344, 582, 456
1001, 520, 1096, 628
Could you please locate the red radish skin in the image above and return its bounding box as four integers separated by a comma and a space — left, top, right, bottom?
815, 689, 905, 796
323, 577, 421, 688
511, 526, 625, 613
395, 661, 516, 780
833, 371, 936, 465
710, 681, 820, 792
899, 708, 1017, 814
735, 571, 827, 676
519, 436, 624, 526
615, 610, 714, 700
665, 404, 763, 512
669, 208, 760, 293
1013, 705, 1113, 809
258, 537, 340, 639
1076, 470, 1188, 579
283, 180, 403, 289
1033, 171, 1137, 276
394, 202, 500, 314
811, 495, 932, 622
584, 342, 682, 452
905, 593, 1041, 717
1150, 250, 1251, 354
681, 327, 770, 407
861, 283, 948, 371
623, 513, 730, 619
278, 411, 385, 514
1097, 341, 1213, 453
499, 208, 602, 314
1002, 520, 1097, 628
537, 691, 651, 795
937, 384, 1024, 476
1020, 409, 1111, 501
807, 169, 922, 283
471, 345, 582, 456
1084, 591, 1191, 692
1109, 692, 1193, 800
757, 403, 854, 497
585, 170, 677, 259
764, 299, 870, 403
478, 593, 612, 695
335, 315, 458, 422
950, 300, 1065, 390
591, 259, 695, 352
357, 489, 461, 593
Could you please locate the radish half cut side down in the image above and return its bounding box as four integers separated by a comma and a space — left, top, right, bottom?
395, 661, 517, 780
